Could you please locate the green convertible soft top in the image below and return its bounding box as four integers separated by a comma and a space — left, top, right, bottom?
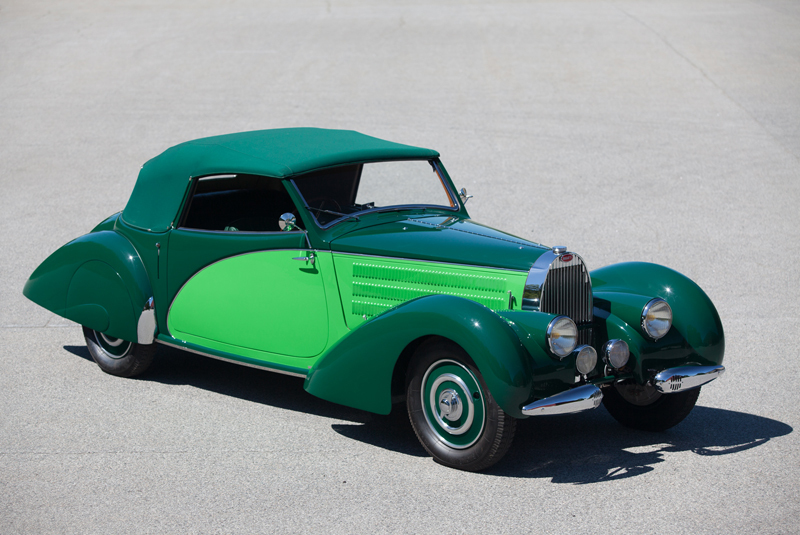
121, 128, 439, 232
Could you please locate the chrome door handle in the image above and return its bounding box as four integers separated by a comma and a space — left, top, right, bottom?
292, 252, 315, 266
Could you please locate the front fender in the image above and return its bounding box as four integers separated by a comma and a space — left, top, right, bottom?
23, 230, 154, 343
591, 262, 724, 383
304, 295, 534, 417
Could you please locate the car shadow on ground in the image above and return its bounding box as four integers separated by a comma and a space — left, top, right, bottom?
63, 344, 792, 478
486, 405, 792, 482
64, 343, 415, 431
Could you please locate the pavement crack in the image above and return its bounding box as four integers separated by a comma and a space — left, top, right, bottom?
614, 3, 800, 164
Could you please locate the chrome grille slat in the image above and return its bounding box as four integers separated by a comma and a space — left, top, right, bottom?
540, 254, 593, 326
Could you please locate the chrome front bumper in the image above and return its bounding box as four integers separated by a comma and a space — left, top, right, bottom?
521, 384, 603, 416
652, 365, 725, 394
521, 364, 725, 416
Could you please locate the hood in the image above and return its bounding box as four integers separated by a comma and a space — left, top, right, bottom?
330, 215, 549, 271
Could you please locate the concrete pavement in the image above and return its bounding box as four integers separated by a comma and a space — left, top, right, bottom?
2, 1, 798, 533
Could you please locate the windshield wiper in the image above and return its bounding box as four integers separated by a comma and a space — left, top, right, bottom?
305, 206, 360, 222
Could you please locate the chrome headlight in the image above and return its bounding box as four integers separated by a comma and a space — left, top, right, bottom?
642, 298, 672, 340
547, 316, 577, 358
575, 345, 598, 375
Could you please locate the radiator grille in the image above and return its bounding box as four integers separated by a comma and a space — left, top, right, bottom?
540, 255, 593, 325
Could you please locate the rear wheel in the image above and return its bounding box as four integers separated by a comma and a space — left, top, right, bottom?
603, 380, 700, 431
83, 326, 156, 377
406, 340, 515, 471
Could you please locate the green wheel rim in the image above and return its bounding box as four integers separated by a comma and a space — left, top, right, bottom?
421, 359, 486, 449
94, 331, 132, 359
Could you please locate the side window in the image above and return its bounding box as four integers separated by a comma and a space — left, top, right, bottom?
179, 174, 302, 232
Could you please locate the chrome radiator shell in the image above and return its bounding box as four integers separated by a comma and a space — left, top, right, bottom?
522, 250, 593, 336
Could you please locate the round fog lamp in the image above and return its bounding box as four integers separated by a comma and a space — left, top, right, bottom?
603, 339, 630, 369
575, 345, 597, 375
546, 316, 578, 358
642, 298, 672, 340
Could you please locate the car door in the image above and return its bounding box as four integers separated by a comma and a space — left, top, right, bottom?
164, 174, 328, 360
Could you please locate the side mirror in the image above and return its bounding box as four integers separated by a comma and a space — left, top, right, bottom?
279, 213, 298, 231
459, 187, 473, 205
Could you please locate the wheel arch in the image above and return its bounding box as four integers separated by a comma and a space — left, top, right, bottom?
591, 261, 725, 383
390, 334, 434, 402
304, 295, 534, 418
23, 230, 155, 343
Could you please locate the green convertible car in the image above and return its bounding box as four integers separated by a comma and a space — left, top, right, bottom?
24, 128, 725, 471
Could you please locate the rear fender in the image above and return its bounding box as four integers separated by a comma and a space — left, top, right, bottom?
23, 231, 155, 343
304, 295, 534, 417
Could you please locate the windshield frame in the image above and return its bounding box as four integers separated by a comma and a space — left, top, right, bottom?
289, 159, 460, 230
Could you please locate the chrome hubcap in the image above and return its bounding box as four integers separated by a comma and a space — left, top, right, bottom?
428, 372, 475, 436
438, 389, 463, 421
420, 360, 486, 449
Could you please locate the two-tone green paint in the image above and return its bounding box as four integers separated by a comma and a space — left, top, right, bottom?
304, 294, 536, 418
168, 249, 329, 362
24, 129, 725, 426
327, 215, 547, 272
156, 335, 309, 377
331, 253, 528, 328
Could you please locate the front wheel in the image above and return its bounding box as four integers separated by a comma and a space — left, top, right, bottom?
83, 326, 157, 377
406, 340, 516, 471
602, 380, 700, 431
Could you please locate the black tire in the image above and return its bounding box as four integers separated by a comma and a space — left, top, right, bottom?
406, 339, 516, 471
602, 380, 700, 431
83, 326, 157, 378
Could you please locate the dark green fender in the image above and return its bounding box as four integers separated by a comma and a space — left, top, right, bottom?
591, 262, 724, 383
304, 294, 571, 419
23, 230, 154, 343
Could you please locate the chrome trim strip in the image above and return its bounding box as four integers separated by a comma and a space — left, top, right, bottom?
156, 338, 308, 378
175, 228, 305, 235
653, 365, 725, 394
407, 218, 549, 250
433, 159, 462, 209
522, 249, 593, 324
521, 384, 603, 416
136, 297, 156, 344
522, 250, 559, 310
330, 250, 530, 273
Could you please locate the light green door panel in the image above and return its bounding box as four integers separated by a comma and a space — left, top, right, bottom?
168, 250, 328, 358
331, 253, 528, 328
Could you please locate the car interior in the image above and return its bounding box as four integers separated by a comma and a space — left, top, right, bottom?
180, 174, 303, 232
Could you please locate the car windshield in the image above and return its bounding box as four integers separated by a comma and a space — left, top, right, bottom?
292, 160, 456, 227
